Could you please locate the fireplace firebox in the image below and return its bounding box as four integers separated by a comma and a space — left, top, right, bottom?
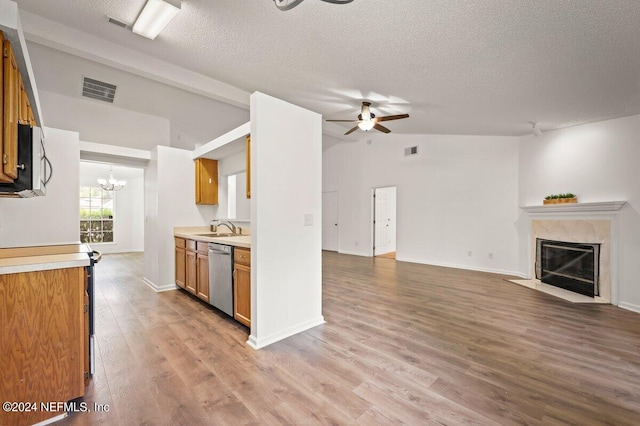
535, 239, 600, 297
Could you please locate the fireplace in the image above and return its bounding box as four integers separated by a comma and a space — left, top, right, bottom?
535, 239, 601, 297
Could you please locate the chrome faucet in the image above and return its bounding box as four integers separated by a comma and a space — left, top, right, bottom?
218, 221, 237, 234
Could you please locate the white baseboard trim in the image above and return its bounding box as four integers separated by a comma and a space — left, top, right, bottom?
338, 250, 370, 257
143, 277, 178, 293
395, 256, 526, 278
247, 316, 325, 350
618, 301, 640, 314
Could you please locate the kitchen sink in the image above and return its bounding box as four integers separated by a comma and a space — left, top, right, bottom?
194, 233, 240, 237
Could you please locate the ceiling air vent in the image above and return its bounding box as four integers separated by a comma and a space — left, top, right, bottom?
108, 17, 129, 29
82, 77, 117, 103
404, 146, 418, 156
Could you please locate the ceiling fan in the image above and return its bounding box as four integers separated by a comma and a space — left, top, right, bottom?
326, 102, 410, 135
274, 0, 353, 11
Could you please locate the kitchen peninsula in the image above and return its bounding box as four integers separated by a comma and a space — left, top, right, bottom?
0, 244, 93, 426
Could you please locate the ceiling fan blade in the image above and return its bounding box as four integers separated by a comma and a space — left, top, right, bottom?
376, 114, 410, 122
344, 126, 360, 135
374, 123, 391, 133
326, 119, 359, 122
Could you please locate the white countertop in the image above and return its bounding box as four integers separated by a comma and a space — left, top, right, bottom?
0, 244, 91, 275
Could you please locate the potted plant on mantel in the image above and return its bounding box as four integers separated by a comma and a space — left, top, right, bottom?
543, 193, 578, 205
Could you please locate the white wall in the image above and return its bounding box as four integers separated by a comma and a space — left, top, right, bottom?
518, 114, 640, 312
323, 133, 521, 275
217, 150, 250, 221
249, 92, 324, 349
143, 146, 218, 290
39, 90, 171, 150
0, 127, 80, 247
79, 164, 144, 254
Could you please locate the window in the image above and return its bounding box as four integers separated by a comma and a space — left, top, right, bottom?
80, 186, 114, 243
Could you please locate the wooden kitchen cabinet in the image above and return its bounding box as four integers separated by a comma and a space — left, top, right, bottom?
0, 267, 86, 426
234, 247, 251, 327
196, 241, 210, 302
245, 135, 251, 199
2, 32, 20, 182
175, 238, 210, 303
195, 158, 218, 205
185, 240, 197, 295
175, 237, 186, 289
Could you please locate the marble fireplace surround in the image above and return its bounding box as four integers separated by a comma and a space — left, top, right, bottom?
517, 202, 626, 304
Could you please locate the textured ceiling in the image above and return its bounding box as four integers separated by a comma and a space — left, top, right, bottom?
12, 0, 640, 138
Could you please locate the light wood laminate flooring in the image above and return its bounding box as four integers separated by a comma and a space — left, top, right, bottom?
58, 252, 640, 425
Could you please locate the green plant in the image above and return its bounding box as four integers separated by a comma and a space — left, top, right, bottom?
545, 193, 576, 200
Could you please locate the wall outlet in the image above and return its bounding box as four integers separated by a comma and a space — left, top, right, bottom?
304, 213, 313, 226
467, 251, 472, 257
488, 252, 494, 259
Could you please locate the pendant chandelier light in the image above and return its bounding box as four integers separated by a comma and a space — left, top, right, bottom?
98, 167, 126, 191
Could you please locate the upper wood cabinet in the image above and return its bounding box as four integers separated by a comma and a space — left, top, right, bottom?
195, 158, 218, 205
245, 135, 251, 199
1, 32, 20, 183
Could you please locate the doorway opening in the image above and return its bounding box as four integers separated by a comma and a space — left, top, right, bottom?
373, 186, 397, 259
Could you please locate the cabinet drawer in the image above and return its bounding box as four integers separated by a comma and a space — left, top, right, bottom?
234, 247, 251, 267
175, 237, 186, 248
186, 239, 197, 251
196, 241, 209, 254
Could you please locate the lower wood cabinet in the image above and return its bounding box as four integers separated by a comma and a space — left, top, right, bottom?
0, 267, 86, 426
175, 237, 209, 303
234, 247, 251, 327
175, 238, 186, 289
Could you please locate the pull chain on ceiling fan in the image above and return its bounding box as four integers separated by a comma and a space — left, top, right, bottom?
274, 0, 353, 11
326, 102, 410, 135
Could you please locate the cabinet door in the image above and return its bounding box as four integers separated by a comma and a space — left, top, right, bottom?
245, 135, 251, 199
185, 250, 197, 295
196, 253, 210, 303
195, 158, 218, 205
234, 263, 251, 327
0, 267, 85, 425
3, 38, 19, 180
0, 32, 4, 183
175, 246, 186, 289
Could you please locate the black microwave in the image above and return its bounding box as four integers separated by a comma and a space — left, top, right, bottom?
0, 124, 51, 198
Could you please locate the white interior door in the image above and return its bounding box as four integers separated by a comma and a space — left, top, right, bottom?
374, 187, 396, 256
322, 191, 338, 251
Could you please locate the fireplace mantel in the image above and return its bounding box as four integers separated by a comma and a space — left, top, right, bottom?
520, 201, 626, 214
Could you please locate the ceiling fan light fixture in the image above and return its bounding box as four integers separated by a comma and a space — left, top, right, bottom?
358, 120, 375, 131
132, 0, 181, 40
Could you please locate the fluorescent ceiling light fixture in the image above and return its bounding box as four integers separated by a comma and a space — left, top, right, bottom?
133, 0, 181, 40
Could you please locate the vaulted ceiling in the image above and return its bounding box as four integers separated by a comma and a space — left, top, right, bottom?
13, 0, 640, 147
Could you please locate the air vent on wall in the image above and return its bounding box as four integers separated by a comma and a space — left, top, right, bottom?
404, 146, 418, 156
82, 77, 117, 103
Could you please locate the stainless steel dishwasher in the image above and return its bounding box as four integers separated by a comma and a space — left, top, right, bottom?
208, 243, 234, 316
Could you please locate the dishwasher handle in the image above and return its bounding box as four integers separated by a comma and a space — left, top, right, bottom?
208, 243, 232, 255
